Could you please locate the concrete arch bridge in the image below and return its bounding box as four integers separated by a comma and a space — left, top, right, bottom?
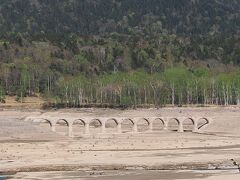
25, 116, 211, 137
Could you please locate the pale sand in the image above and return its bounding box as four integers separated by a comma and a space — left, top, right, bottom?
5, 170, 240, 180
0, 107, 240, 179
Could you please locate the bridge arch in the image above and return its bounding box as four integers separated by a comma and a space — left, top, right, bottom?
72, 119, 86, 137
198, 117, 210, 130
137, 118, 150, 125
73, 119, 86, 126
54, 119, 70, 136
167, 118, 180, 131
37, 118, 53, 129
182, 118, 195, 132
56, 119, 69, 126
121, 118, 134, 133
137, 118, 150, 132
89, 118, 102, 126
121, 118, 135, 125
152, 118, 165, 131
105, 118, 119, 126
89, 118, 102, 134
182, 118, 195, 125
168, 118, 180, 124
104, 118, 119, 134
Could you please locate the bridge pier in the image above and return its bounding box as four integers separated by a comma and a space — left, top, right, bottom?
85, 123, 90, 135
193, 122, 199, 133
68, 125, 73, 137
101, 122, 106, 133
148, 122, 153, 132
51, 124, 56, 132
117, 123, 122, 133
178, 122, 184, 133
163, 121, 168, 130
133, 123, 138, 133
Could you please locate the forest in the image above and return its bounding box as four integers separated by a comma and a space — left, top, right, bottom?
0, 0, 240, 107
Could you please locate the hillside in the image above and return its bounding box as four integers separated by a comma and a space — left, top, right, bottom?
1, 0, 240, 36
0, 0, 240, 107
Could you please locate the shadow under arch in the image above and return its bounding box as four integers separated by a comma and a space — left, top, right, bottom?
73, 119, 86, 126
121, 118, 134, 133
182, 118, 195, 132
152, 118, 165, 131
137, 118, 150, 125
72, 119, 86, 137
56, 119, 69, 126
37, 118, 53, 129
55, 119, 69, 136
89, 118, 102, 134
121, 118, 134, 125
89, 118, 103, 126
198, 117, 210, 130
105, 118, 119, 127
137, 118, 150, 132
105, 118, 119, 133
168, 118, 180, 132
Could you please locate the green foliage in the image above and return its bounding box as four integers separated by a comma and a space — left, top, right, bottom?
16, 87, 27, 103
0, 0, 239, 107
0, 86, 5, 103
0, 0, 239, 66
193, 68, 210, 78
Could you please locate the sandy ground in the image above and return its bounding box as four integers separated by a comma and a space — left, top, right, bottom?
5, 170, 240, 180
0, 107, 240, 179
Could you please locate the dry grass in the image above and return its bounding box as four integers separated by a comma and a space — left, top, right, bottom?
0, 96, 45, 109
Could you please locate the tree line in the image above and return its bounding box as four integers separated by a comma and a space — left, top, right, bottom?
52, 68, 240, 107
1, 62, 240, 107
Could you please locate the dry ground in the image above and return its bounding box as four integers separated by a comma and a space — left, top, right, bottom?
0, 107, 240, 179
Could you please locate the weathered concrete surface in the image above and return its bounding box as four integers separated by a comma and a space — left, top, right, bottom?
25, 116, 211, 136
